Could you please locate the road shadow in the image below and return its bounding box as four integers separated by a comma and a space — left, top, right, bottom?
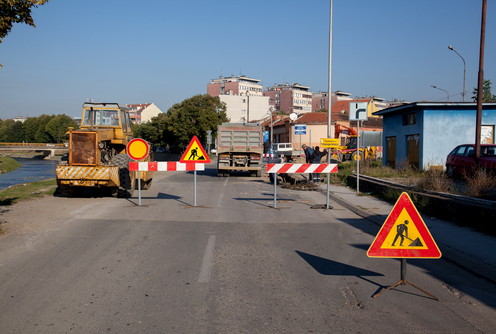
340, 216, 496, 306
296, 250, 383, 277
295, 250, 387, 297
127, 192, 189, 206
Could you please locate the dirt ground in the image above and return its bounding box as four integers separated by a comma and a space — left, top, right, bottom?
0, 193, 96, 236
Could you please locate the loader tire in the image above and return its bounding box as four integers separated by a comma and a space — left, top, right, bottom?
111, 154, 135, 198
352, 151, 364, 161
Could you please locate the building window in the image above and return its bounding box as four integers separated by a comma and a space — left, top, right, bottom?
403, 112, 416, 125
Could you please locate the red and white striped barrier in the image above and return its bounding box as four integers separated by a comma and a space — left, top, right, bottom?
129, 161, 205, 172
266, 163, 338, 174
263, 153, 276, 158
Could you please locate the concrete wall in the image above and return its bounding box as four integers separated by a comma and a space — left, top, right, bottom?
289, 124, 330, 149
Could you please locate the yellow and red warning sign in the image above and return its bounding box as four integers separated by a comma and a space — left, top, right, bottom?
180, 136, 211, 163
367, 192, 441, 259
127, 138, 150, 161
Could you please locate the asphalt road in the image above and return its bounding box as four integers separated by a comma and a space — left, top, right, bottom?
1, 164, 496, 333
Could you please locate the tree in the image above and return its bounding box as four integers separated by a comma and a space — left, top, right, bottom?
164, 95, 228, 149
132, 122, 161, 144
131, 113, 168, 147
45, 114, 78, 143
0, 0, 49, 43
0, 119, 24, 142
34, 114, 55, 143
22, 116, 42, 142
471, 79, 496, 102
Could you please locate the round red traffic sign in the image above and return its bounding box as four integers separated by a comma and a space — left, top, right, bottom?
127, 138, 149, 160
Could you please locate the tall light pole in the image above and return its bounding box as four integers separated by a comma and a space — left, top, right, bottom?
326, 0, 333, 210
448, 45, 466, 102
475, 0, 487, 162
431, 85, 450, 102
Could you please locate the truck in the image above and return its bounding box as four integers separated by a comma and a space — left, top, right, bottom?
216, 123, 263, 177
270, 142, 303, 161
55, 102, 153, 197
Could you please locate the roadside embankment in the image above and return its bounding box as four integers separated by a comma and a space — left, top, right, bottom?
346, 174, 496, 235
0, 156, 21, 174
280, 172, 496, 235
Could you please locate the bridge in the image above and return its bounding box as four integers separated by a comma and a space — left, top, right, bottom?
0, 142, 69, 157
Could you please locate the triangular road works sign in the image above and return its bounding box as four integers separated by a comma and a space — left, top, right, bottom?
367, 192, 442, 259
180, 135, 211, 163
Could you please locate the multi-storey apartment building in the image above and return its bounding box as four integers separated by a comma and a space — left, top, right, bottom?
312, 91, 353, 112
207, 75, 269, 123
264, 83, 312, 114
207, 75, 263, 97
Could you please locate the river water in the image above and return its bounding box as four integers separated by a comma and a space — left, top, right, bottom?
0, 158, 58, 190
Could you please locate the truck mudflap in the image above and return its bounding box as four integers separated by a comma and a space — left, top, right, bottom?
56, 165, 120, 187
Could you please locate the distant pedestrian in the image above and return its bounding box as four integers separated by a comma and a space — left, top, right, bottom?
302, 144, 314, 163
302, 144, 314, 181
311, 146, 328, 182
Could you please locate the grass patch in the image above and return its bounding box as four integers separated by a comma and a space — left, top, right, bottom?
0, 179, 57, 206
0, 155, 21, 173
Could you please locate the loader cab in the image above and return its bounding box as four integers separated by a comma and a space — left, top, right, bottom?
345, 136, 358, 150
81, 103, 132, 131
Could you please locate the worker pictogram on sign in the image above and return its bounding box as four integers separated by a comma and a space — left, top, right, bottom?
367, 192, 441, 259
179, 136, 211, 163
127, 138, 149, 160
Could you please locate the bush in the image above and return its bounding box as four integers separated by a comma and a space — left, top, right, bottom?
416, 169, 454, 193
464, 170, 496, 198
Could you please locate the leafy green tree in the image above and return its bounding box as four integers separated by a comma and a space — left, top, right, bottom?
0, 0, 49, 43
45, 114, 78, 143
0, 119, 24, 142
472, 79, 496, 102
132, 122, 161, 144
163, 95, 228, 149
34, 114, 55, 143
22, 116, 41, 142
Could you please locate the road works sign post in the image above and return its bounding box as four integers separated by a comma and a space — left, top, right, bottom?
367, 192, 442, 300
128, 136, 210, 207
127, 138, 150, 206
320, 138, 340, 149
349, 102, 368, 194
180, 136, 211, 207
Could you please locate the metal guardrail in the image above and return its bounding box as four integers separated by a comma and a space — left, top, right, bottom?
0, 142, 65, 148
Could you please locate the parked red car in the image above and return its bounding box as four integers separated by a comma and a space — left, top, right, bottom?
446, 144, 496, 177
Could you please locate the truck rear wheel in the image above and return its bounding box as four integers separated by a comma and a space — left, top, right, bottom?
111, 154, 135, 198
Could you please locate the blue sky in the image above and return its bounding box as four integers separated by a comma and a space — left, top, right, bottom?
1, 0, 495, 118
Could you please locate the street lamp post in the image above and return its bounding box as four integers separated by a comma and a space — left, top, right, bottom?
448, 45, 466, 102
431, 85, 450, 102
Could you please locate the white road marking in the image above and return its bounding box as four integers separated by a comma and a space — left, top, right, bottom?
216, 177, 229, 207
198, 235, 216, 283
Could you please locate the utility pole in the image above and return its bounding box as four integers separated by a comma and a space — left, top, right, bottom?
475, 0, 487, 162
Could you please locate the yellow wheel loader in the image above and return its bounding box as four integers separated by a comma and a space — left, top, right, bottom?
56, 102, 153, 197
